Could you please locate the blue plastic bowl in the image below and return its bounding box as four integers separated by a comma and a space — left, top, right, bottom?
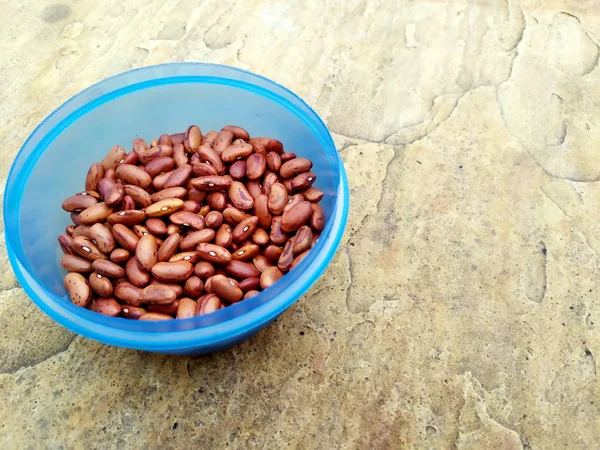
4, 63, 349, 354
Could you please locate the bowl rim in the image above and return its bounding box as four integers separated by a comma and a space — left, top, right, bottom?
4, 62, 349, 351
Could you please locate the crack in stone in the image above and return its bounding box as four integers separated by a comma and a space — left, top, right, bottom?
1, 335, 78, 375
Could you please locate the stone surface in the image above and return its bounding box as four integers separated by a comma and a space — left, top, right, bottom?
1, 0, 600, 448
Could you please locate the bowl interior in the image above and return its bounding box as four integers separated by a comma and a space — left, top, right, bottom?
6, 64, 345, 344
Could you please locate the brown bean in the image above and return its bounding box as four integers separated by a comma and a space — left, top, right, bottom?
140, 284, 177, 304
263, 244, 284, 263
180, 229, 215, 251
116, 164, 152, 188
171, 132, 185, 145
61, 254, 93, 273
149, 278, 183, 297
71, 236, 107, 261
145, 198, 184, 217
213, 130, 233, 154
58, 234, 76, 255
92, 259, 125, 278
170, 211, 205, 230
282, 179, 294, 194
173, 143, 188, 167
64, 273, 92, 307
152, 171, 173, 190
246, 153, 266, 180
109, 248, 130, 265
191, 160, 218, 177
78, 190, 102, 200
105, 169, 118, 181
195, 261, 215, 278
265, 139, 283, 154
205, 211, 223, 228
268, 183, 289, 215
249, 137, 270, 154
112, 224, 139, 252
283, 194, 305, 213
190, 175, 231, 192
280, 152, 296, 162
145, 157, 176, 178
184, 276, 204, 298
266, 152, 281, 172
151, 261, 194, 282
211, 275, 243, 303
260, 266, 283, 289
252, 194, 271, 229
206, 192, 226, 211
136, 235, 158, 272
291, 172, 316, 191
121, 305, 146, 319
244, 290, 260, 299
92, 298, 121, 317
114, 282, 143, 306
279, 157, 312, 178
281, 201, 314, 232
85, 162, 104, 192
169, 251, 201, 264
167, 224, 180, 235
136, 145, 172, 165
198, 293, 221, 315
89, 272, 114, 297
158, 134, 173, 146
222, 125, 250, 141
197, 243, 232, 264
184, 189, 205, 205
96, 178, 124, 206
198, 145, 225, 174
126, 256, 151, 287
263, 172, 279, 196
148, 300, 179, 316
203, 130, 217, 147
232, 216, 259, 243
139, 313, 174, 321
223, 207, 248, 226
252, 255, 272, 273
176, 298, 197, 319
246, 181, 263, 199
79, 202, 114, 224
62, 194, 98, 212
291, 249, 310, 269
123, 151, 140, 165
184, 125, 202, 153
215, 224, 233, 248
71, 211, 83, 226
227, 160, 245, 180
232, 244, 260, 261
101, 145, 127, 171
164, 164, 192, 188
221, 142, 253, 163
123, 185, 152, 208
150, 187, 187, 203
311, 203, 325, 231
228, 181, 254, 211
146, 218, 167, 236
87, 223, 116, 253
277, 240, 294, 272
157, 233, 181, 262
181, 200, 200, 213
302, 187, 324, 203
270, 216, 288, 245
65, 225, 76, 236
108, 210, 146, 226
251, 228, 270, 246
292, 226, 313, 254
239, 278, 260, 292
132, 225, 151, 239
224, 260, 261, 279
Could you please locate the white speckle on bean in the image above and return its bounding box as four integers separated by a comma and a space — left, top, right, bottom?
209, 251, 216, 256
82, 246, 91, 252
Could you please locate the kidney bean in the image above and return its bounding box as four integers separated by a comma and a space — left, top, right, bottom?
199, 205, 212, 216
246, 153, 266, 180
92, 298, 121, 317
252, 255, 272, 273
61, 254, 93, 273
184, 276, 204, 298
228, 181, 254, 211
260, 266, 283, 289
214, 223, 233, 248
238, 277, 260, 293
311, 204, 325, 232
121, 305, 146, 319
158, 134, 172, 146
197, 294, 221, 315
180, 229, 215, 251
151, 261, 194, 282
263, 245, 284, 263
145, 157, 176, 178
151, 187, 187, 203
149, 278, 183, 297
246, 181, 263, 199
169, 211, 204, 230
79, 202, 114, 225
197, 243, 232, 264
89, 272, 114, 297
157, 233, 181, 262
164, 164, 192, 188
232, 216, 259, 243
222, 125, 249, 141
176, 298, 197, 319
277, 240, 294, 273
62, 194, 98, 212
123, 185, 153, 208
71, 236, 107, 261
280, 152, 296, 162
64, 273, 92, 306
224, 260, 261, 279
123, 151, 140, 165
145, 198, 184, 217
203, 130, 217, 147
97, 178, 124, 206
136, 235, 158, 272
120, 195, 136, 211
232, 244, 260, 261
109, 248, 130, 265
58, 234, 75, 255
214, 130, 234, 155
198, 145, 225, 174
266, 152, 281, 172
146, 218, 167, 235
139, 313, 174, 321
116, 164, 152, 188
244, 290, 260, 299
251, 228, 270, 246
140, 284, 177, 304
85, 163, 104, 192
92, 259, 125, 278
173, 143, 188, 167
170, 252, 201, 265
269, 217, 288, 245
194, 261, 215, 279
291, 172, 316, 191
126, 256, 151, 287
101, 145, 127, 171
210, 275, 243, 303
148, 299, 179, 316
132, 225, 151, 239
204, 211, 223, 228
108, 210, 146, 226
281, 201, 314, 232
184, 125, 202, 153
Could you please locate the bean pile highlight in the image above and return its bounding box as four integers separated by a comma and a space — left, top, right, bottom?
59, 125, 325, 321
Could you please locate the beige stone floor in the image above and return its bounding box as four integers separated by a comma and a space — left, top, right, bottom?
1, 0, 600, 448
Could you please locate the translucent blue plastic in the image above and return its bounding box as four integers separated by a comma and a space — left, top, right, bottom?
4, 63, 349, 354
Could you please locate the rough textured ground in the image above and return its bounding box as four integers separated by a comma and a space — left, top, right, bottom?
1, 0, 600, 448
